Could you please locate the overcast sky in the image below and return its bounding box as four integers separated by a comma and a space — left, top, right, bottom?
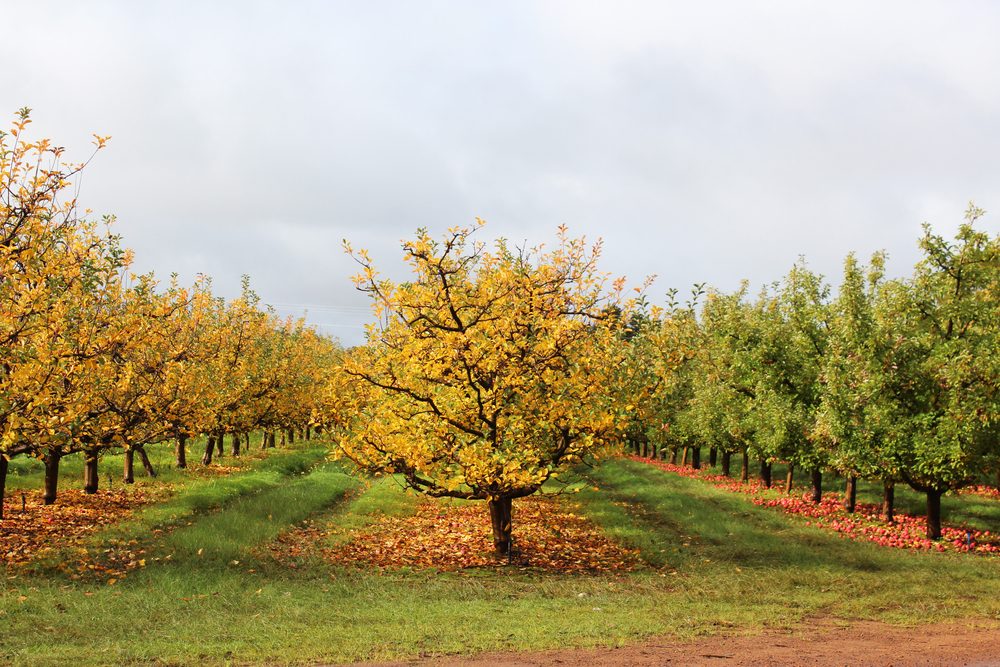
4, 1, 999, 345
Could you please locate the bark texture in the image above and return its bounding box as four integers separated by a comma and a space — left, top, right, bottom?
844, 476, 858, 513
488, 497, 513, 555
43, 450, 61, 505
83, 451, 99, 494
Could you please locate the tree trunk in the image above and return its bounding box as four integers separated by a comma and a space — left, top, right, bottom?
709, 447, 717, 467
287, 429, 295, 444
83, 450, 99, 494
785, 463, 794, 494
740, 448, 749, 482
883, 481, 895, 523
488, 496, 513, 556
721, 451, 731, 477
260, 431, 268, 450
651, 443, 658, 460
176, 434, 188, 468
202, 435, 215, 465
681, 447, 689, 466
844, 476, 858, 513
759, 460, 772, 488
244, 432, 250, 450
231, 432, 240, 457
136, 446, 157, 477
0, 456, 8, 520
305, 425, 311, 441
926, 489, 943, 540
123, 449, 135, 484
811, 468, 822, 504
280, 432, 286, 447
691, 446, 701, 470
43, 450, 61, 505
215, 432, 224, 457
669, 448, 678, 465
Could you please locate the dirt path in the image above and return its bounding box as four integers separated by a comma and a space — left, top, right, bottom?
358, 619, 1000, 666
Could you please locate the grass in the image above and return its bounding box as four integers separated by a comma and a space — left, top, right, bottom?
1, 457, 998, 666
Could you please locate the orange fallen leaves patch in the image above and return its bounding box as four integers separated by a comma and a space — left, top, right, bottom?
274, 495, 643, 574
1, 488, 160, 571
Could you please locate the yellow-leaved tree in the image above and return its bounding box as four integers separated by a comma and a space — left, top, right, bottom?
339, 222, 634, 555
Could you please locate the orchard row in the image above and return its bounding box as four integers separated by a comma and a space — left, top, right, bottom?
0, 110, 341, 516
615, 208, 998, 539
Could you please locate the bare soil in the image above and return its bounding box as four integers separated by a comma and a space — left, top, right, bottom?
357, 619, 1000, 666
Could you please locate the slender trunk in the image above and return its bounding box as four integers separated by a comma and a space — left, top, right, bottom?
43, 450, 61, 505
844, 476, 858, 513
202, 435, 215, 465
83, 450, 99, 494
215, 432, 224, 457
740, 448, 749, 482
669, 448, 678, 465
231, 432, 241, 457
123, 449, 135, 484
709, 447, 717, 467
811, 468, 822, 504
785, 463, 794, 494
136, 446, 157, 477
280, 432, 286, 447
487, 497, 513, 556
244, 433, 250, 450
721, 451, 731, 477
287, 429, 295, 444
681, 447, 689, 466
0, 456, 8, 520
759, 460, 772, 488
260, 431, 268, 450
883, 481, 895, 523
305, 425, 311, 441
691, 447, 701, 470
926, 489, 943, 540
176, 434, 187, 468
651, 443, 658, 459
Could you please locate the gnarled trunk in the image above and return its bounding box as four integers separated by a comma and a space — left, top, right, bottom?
123, 449, 135, 484
759, 460, 772, 488
844, 476, 858, 513
721, 451, 731, 477
176, 434, 188, 468
202, 435, 216, 465
488, 496, 513, 556
83, 451, 99, 494
811, 468, 822, 504
785, 463, 794, 494
883, 481, 895, 523
231, 432, 241, 457
136, 446, 156, 477
43, 450, 61, 505
926, 489, 943, 540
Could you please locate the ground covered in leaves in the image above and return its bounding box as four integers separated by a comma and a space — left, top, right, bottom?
273, 495, 644, 573
0, 488, 162, 581
632, 456, 1000, 555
